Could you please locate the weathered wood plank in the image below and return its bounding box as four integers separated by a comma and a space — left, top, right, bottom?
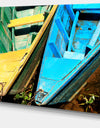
0, 23, 12, 52
55, 17, 69, 43
49, 42, 62, 58
86, 21, 100, 54
73, 4, 100, 10
66, 5, 75, 22
68, 11, 79, 51
8, 14, 44, 27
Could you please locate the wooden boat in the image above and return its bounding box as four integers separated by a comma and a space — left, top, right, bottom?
0, 5, 58, 96
35, 4, 100, 105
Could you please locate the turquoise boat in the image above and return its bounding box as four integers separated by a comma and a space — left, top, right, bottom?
35, 4, 100, 105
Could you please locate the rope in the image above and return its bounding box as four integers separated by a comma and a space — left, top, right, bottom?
27, 89, 47, 105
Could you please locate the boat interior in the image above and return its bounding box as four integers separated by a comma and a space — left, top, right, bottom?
40, 4, 100, 81
35, 4, 100, 105
0, 6, 51, 53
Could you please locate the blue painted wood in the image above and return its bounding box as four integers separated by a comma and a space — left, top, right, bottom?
65, 5, 75, 22
63, 51, 84, 60
48, 5, 71, 56
55, 17, 69, 43
72, 20, 98, 54
85, 21, 100, 55
49, 50, 100, 104
49, 42, 62, 58
81, 10, 100, 14
87, 21, 100, 49
73, 4, 100, 10
37, 43, 100, 105
35, 5, 100, 106
41, 57, 80, 80
68, 11, 79, 51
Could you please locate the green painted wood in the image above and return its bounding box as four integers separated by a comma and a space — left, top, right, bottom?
0, 6, 51, 52
0, 8, 1, 21
0, 40, 7, 53
0, 8, 4, 22
3, 19, 11, 38
12, 7, 16, 50
15, 6, 50, 51
0, 22, 12, 52
4, 7, 12, 23
15, 7, 38, 50
0, 7, 16, 53
15, 34, 32, 50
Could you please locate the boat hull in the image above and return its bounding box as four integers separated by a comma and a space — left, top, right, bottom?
49, 50, 100, 105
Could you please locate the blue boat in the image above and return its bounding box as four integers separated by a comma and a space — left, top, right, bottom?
35, 4, 100, 105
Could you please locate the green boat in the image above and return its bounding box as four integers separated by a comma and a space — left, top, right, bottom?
0, 5, 58, 96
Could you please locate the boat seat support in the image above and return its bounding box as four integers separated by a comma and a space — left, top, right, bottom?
85, 21, 100, 55
49, 42, 62, 58
55, 17, 69, 44
63, 51, 84, 60
65, 5, 75, 22
68, 11, 79, 51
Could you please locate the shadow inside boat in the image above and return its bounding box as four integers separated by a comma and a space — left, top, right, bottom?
15, 25, 42, 36
79, 12, 100, 21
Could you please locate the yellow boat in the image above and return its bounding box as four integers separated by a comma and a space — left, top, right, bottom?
0, 5, 58, 96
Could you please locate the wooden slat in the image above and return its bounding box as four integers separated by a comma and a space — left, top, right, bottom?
4, 7, 12, 22
8, 13, 44, 27
65, 5, 75, 22
73, 4, 100, 10
87, 21, 100, 49
0, 23, 12, 52
12, 7, 16, 51
49, 42, 62, 58
68, 11, 79, 51
81, 10, 100, 14
55, 18, 69, 43
85, 21, 100, 54
0, 8, 4, 22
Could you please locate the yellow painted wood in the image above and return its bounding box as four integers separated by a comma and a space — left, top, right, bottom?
0, 61, 20, 72
8, 13, 44, 27
0, 72, 13, 82
0, 48, 29, 60
0, 49, 29, 96
0, 5, 58, 96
